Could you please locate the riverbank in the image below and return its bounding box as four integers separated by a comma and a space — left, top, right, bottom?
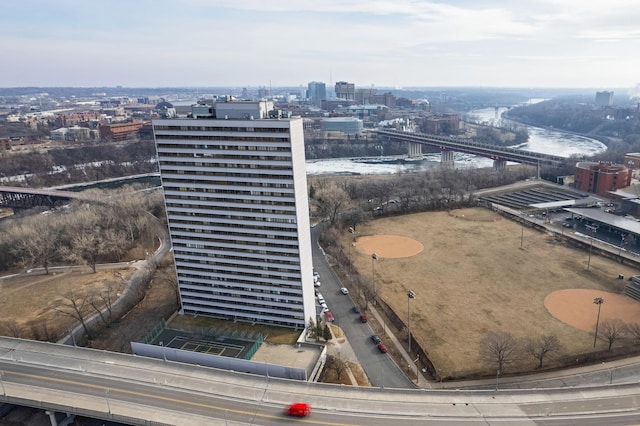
502, 110, 612, 150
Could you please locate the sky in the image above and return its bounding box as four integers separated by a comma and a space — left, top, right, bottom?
2, 0, 640, 90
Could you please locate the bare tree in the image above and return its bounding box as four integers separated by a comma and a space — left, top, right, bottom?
9, 215, 62, 274
0, 320, 22, 337
523, 335, 562, 368
53, 292, 94, 339
480, 331, 520, 373
316, 182, 350, 224
599, 320, 626, 350
626, 322, 640, 344
326, 354, 349, 381
156, 268, 180, 305
88, 283, 118, 327
101, 228, 129, 262
28, 319, 53, 342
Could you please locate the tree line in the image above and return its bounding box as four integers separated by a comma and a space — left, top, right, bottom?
481, 318, 640, 377
0, 186, 165, 273
0, 140, 158, 187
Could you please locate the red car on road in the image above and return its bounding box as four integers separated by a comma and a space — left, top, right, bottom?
377, 342, 388, 353
285, 402, 312, 417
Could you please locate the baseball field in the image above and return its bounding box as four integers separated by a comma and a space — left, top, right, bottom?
345, 207, 640, 378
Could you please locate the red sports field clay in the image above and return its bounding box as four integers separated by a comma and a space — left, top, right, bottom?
544, 289, 640, 332
355, 235, 424, 259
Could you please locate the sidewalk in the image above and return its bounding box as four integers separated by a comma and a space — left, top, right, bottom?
367, 304, 430, 388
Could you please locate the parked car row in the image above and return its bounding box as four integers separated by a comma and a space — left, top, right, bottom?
371, 334, 387, 352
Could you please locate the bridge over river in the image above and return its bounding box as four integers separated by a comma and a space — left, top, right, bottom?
375, 129, 568, 171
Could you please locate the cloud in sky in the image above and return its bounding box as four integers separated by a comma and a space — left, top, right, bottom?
1, 0, 639, 88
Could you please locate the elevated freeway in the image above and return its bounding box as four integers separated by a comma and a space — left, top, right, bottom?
376, 129, 567, 168
1, 337, 640, 425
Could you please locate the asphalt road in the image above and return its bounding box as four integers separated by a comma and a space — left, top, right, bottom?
311, 224, 414, 389
3, 356, 640, 425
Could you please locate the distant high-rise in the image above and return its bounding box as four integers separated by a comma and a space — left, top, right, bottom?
595, 91, 614, 107
335, 81, 355, 101
306, 81, 326, 107
152, 99, 315, 329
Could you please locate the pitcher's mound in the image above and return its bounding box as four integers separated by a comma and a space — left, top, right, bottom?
356, 235, 424, 259
544, 289, 640, 332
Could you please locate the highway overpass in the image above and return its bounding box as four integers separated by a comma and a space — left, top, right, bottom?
1, 337, 639, 425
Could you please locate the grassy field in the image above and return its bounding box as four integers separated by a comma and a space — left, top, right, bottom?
345, 207, 640, 378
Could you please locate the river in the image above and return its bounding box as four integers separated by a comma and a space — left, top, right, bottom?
306, 102, 607, 175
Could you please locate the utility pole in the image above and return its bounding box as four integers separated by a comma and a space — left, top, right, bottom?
407, 290, 416, 353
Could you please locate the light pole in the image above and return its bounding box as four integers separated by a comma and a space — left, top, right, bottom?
407, 290, 416, 353
587, 227, 596, 270
371, 253, 378, 304
602, 362, 613, 384
348, 227, 355, 274
618, 235, 626, 258
593, 297, 604, 349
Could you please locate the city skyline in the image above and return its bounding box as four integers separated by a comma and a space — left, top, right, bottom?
2, 1, 640, 93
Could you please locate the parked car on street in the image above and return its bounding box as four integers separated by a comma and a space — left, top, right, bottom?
340, 287, 349, 294
377, 342, 388, 353
359, 314, 368, 323
353, 306, 360, 313
371, 334, 381, 344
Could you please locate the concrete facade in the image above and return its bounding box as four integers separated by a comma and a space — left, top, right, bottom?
152, 100, 315, 329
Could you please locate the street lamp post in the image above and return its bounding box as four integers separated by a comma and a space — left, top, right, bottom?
602, 362, 613, 384
593, 297, 604, 349
618, 235, 626, 259
587, 227, 597, 270
348, 227, 355, 274
407, 290, 416, 353
371, 253, 378, 304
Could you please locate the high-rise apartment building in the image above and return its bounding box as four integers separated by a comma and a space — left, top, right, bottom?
306, 81, 326, 107
335, 81, 355, 101
595, 91, 614, 107
152, 99, 315, 329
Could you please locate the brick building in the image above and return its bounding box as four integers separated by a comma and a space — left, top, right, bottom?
574, 161, 632, 196
98, 120, 148, 141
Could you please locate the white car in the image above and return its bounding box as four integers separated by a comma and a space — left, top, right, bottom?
320, 302, 328, 310
313, 275, 319, 284
314, 281, 321, 288
318, 298, 326, 305
340, 287, 349, 295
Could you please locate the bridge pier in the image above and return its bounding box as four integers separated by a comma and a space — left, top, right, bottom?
45, 410, 75, 426
440, 150, 455, 168
493, 160, 507, 171
407, 142, 422, 158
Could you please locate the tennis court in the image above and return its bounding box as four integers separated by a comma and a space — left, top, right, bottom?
151, 326, 263, 360
166, 335, 245, 358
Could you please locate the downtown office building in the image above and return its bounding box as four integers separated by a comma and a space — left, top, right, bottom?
152, 99, 316, 329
